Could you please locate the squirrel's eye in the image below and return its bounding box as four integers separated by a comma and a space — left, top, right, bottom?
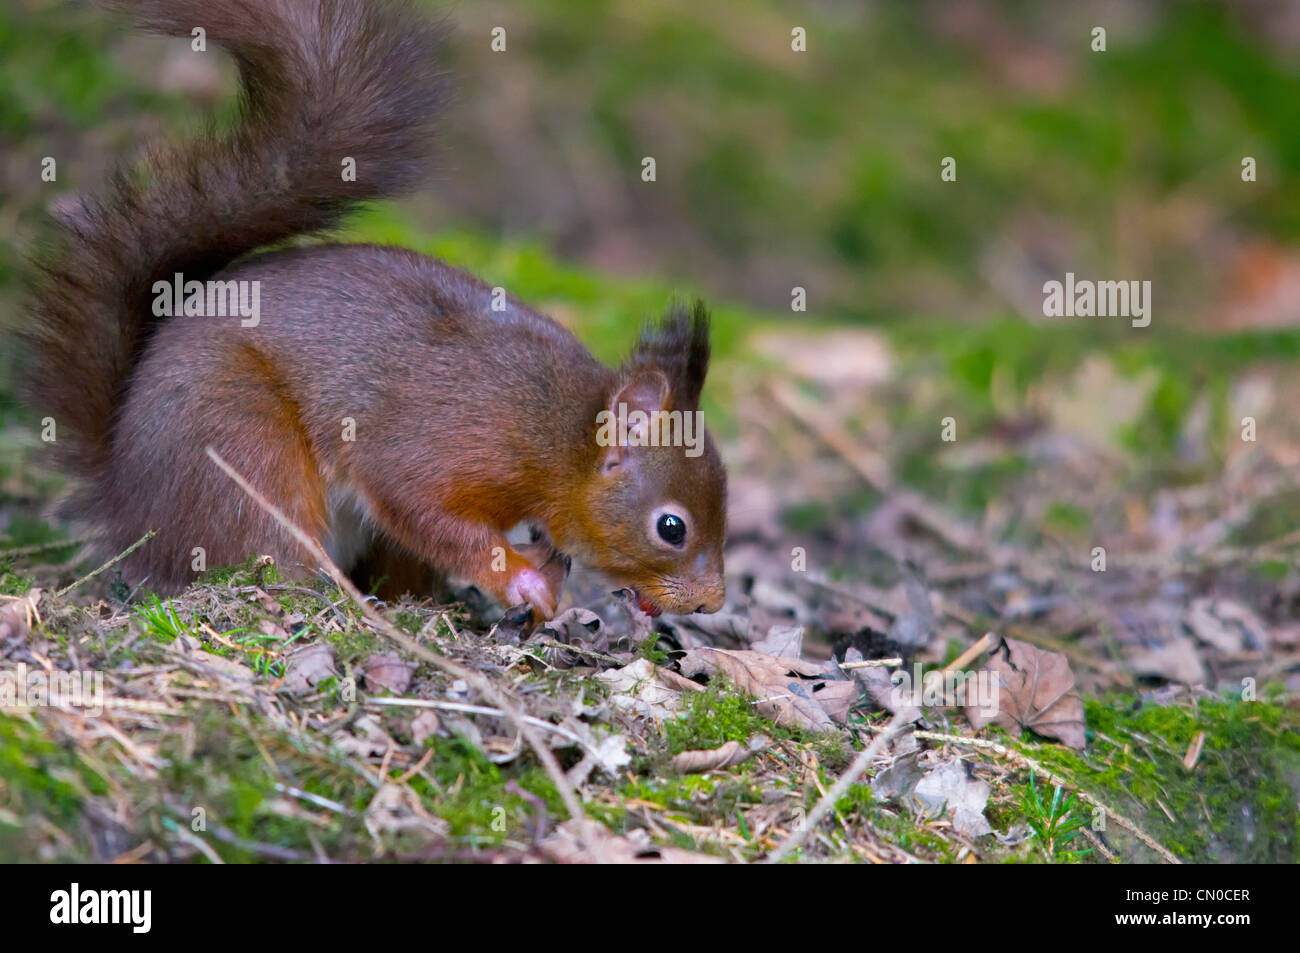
656, 513, 687, 546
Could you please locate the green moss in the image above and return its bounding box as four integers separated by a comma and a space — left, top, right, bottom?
1040, 501, 1092, 538
1015, 696, 1300, 863
1230, 489, 1300, 547
0, 565, 36, 596
0, 715, 106, 861
408, 734, 574, 842
866, 806, 963, 863
197, 555, 284, 588
664, 682, 785, 755
833, 782, 874, 815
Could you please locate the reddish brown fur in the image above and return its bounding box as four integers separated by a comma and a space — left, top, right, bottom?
21, 0, 727, 618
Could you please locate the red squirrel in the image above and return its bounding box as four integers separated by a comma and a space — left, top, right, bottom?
21, 0, 727, 621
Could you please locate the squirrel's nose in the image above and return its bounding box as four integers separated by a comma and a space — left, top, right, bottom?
695, 585, 725, 614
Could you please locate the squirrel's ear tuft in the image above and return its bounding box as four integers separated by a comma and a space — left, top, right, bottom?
625, 299, 711, 410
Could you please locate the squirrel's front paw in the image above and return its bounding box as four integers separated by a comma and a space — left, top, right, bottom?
516, 536, 571, 602
505, 566, 557, 621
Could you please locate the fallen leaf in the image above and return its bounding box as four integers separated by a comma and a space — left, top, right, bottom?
282, 642, 337, 694
1126, 637, 1206, 685
256, 618, 292, 641
749, 624, 805, 659
888, 573, 935, 648
539, 607, 604, 644
1184, 598, 1269, 654
912, 758, 993, 838
410, 710, 441, 746
331, 713, 392, 759
670, 735, 770, 774
362, 652, 414, 694
248, 587, 283, 616
596, 657, 699, 721
676, 647, 852, 731
871, 750, 924, 802
965, 636, 1086, 749
364, 783, 448, 844
847, 648, 922, 723
565, 730, 633, 787
538, 819, 724, 864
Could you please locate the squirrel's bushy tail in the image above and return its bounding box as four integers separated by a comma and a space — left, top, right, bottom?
21, 0, 447, 490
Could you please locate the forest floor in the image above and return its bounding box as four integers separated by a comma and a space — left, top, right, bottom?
4, 240, 1299, 862
3, 0, 1299, 864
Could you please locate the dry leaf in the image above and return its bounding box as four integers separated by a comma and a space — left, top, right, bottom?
965, 636, 1086, 749
539, 819, 724, 864
1184, 598, 1269, 653
676, 647, 851, 731
364, 783, 448, 844
256, 618, 292, 641
283, 642, 337, 694
248, 587, 284, 616
565, 731, 633, 787
749, 624, 805, 659
912, 759, 993, 838
596, 657, 700, 720
362, 652, 414, 694
670, 735, 770, 774
331, 713, 392, 759
871, 750, 924, 801
847, 648, 922, 722
539, 607, 604, 644
410, 710, 441, 747
1126, 637, 1206, 685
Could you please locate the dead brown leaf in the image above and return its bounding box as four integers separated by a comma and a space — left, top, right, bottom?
362, 652, 415, 694
670, 735, 770, 774
965, 636, 1086, 749
539, 819, 725, 864
676, 647, 853, 731
282, 642, 337, 694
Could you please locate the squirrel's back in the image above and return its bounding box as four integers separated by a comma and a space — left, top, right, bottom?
21, 0, 449, 521
19, 0, 728, 621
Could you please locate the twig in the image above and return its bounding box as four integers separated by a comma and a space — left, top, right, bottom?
204, 447, 587, 830
532, 639, 628, 666
859, 724, 1181, 864
943, 632, 996, 673
274, 783, 346, 815
767, 710, 911, 863
55, 530, 157, 598
0, 533, 99, 559
838, 657, 903, 670
363, 696, 598, 756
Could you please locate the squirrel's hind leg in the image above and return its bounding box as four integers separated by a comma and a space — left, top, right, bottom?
104, 342, 331, 589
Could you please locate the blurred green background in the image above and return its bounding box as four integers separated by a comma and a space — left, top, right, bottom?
3, 1, 1299, 864
2, 0, 1300, 543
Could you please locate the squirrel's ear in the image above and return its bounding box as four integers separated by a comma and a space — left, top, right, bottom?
628, 299, 711, 411
600, 369, 669, 472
